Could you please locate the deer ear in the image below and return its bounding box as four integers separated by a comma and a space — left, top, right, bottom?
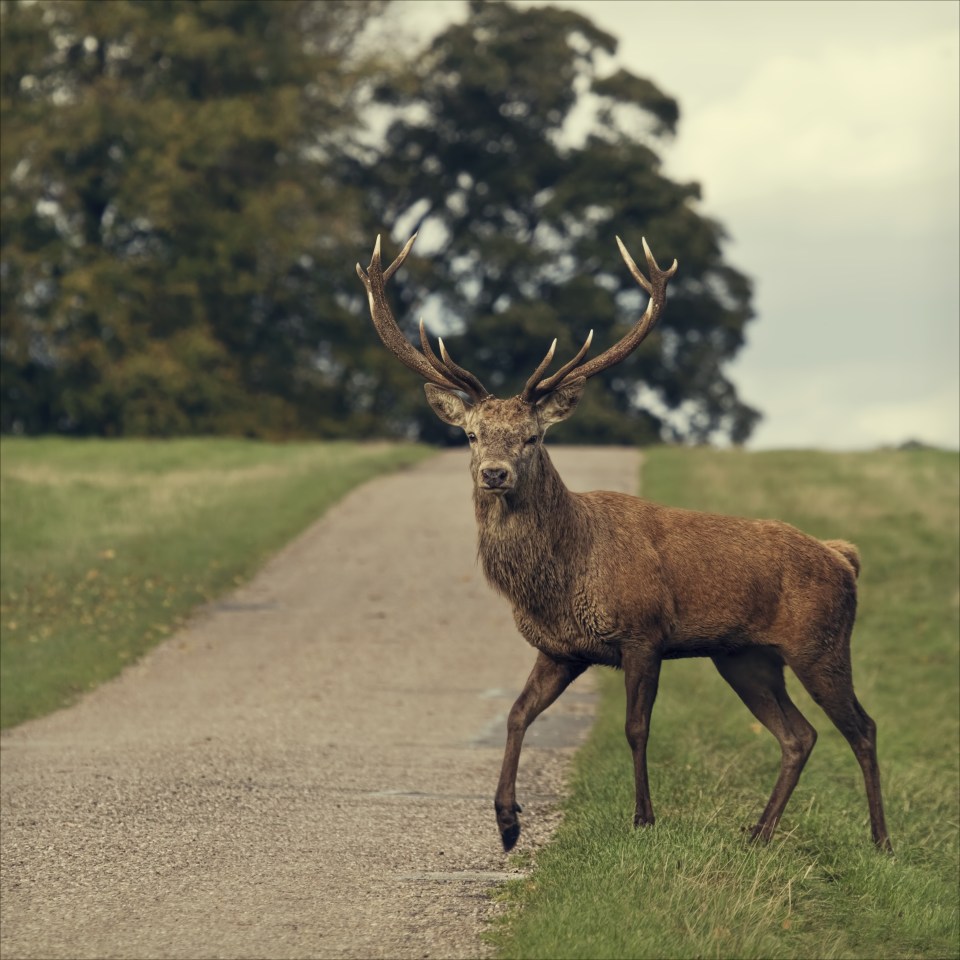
536, 378, 585, 426
424, 384, 469, 427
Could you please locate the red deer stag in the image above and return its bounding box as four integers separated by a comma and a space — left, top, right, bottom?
356, 233, 892, 854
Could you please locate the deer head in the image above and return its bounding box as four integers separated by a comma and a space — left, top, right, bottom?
356, 234, 677, 497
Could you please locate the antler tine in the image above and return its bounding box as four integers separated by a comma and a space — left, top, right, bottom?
383, 232, 418, 283
419, 318, 451, 377
634, 235, 678, 284
419, 319, 492, 400
357, 234, 489, 400
519, 236, 676, 403
536, 329, 594, 394
520, 339, 557, 401
531, 236, 676, 397
438, 338, 491, 399
521, 331, 596, 402
616, 236, 653, 294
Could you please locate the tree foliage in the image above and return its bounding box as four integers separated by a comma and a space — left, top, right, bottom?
1, 0, 387, 436
1, 0, 761, 444
366, 0, 760, 445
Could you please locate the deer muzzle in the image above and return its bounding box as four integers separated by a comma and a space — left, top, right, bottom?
479, 463, 513, 493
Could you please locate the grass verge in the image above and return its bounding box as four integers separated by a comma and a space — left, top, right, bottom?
0, 437, 432, 729
490, 447, 959, 960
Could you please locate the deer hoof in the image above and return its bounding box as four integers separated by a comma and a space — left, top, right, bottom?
746, 823, 772, 843
633, 813, 655, 828
500, 821, 521, 851
496, 801, 522, 851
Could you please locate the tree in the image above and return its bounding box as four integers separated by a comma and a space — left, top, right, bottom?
363, 0, 761, 446
1, 0, 388, 436
2, 0, 761, 445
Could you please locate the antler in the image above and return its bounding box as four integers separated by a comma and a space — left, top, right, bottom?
356, 235, 491, 401
520, 237, 678, 403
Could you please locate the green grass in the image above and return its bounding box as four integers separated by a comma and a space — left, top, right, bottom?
0, 437, 432, 729
491, 448, 960, 960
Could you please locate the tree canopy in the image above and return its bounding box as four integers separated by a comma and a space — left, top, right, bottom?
1, 0, 387, 436
1, 0, 761, 444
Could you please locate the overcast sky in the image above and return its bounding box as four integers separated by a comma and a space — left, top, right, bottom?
395, 0, 959, 450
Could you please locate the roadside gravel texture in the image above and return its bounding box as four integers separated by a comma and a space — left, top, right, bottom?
1, 445, 640, 960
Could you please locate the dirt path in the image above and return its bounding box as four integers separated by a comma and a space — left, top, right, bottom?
1, 446, 640, 960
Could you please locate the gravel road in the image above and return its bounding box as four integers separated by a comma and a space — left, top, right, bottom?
1, 446, 640, 960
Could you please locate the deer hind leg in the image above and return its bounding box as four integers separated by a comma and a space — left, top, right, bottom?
786, 646, 892, 852
494, 652, 587, 851
713, 647, 818, 842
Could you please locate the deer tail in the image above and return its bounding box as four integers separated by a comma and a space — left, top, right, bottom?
824, 539, 861, 578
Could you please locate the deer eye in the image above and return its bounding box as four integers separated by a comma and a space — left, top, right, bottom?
525, 435, 539, 446
467, 432, 477, 443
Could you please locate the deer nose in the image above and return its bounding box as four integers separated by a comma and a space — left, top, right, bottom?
480, 466, 511, 488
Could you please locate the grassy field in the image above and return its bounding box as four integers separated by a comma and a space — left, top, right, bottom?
491, 447, 959, 960
0, 437, 432, 729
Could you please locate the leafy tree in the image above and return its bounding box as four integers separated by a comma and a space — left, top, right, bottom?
364, 0, 760, 445
1, 0, 388, 436
2, 0, 761, 445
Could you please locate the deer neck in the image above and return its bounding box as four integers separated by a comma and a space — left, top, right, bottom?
473, 448, 586, 613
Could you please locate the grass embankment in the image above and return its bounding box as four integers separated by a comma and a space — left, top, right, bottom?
0, 438, 431, 729
492, 448, 959, 960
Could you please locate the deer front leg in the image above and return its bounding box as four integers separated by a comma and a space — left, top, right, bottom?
494, 652, 587, 851
622, 644, 662, 828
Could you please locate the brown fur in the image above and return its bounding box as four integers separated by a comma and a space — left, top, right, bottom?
424, 388, 891, 853
358, 232, 889, 854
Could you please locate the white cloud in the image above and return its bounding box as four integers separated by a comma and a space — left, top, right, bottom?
735, 360, 960, 450
650, 13, 960, 451
666, 30, 959, 213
